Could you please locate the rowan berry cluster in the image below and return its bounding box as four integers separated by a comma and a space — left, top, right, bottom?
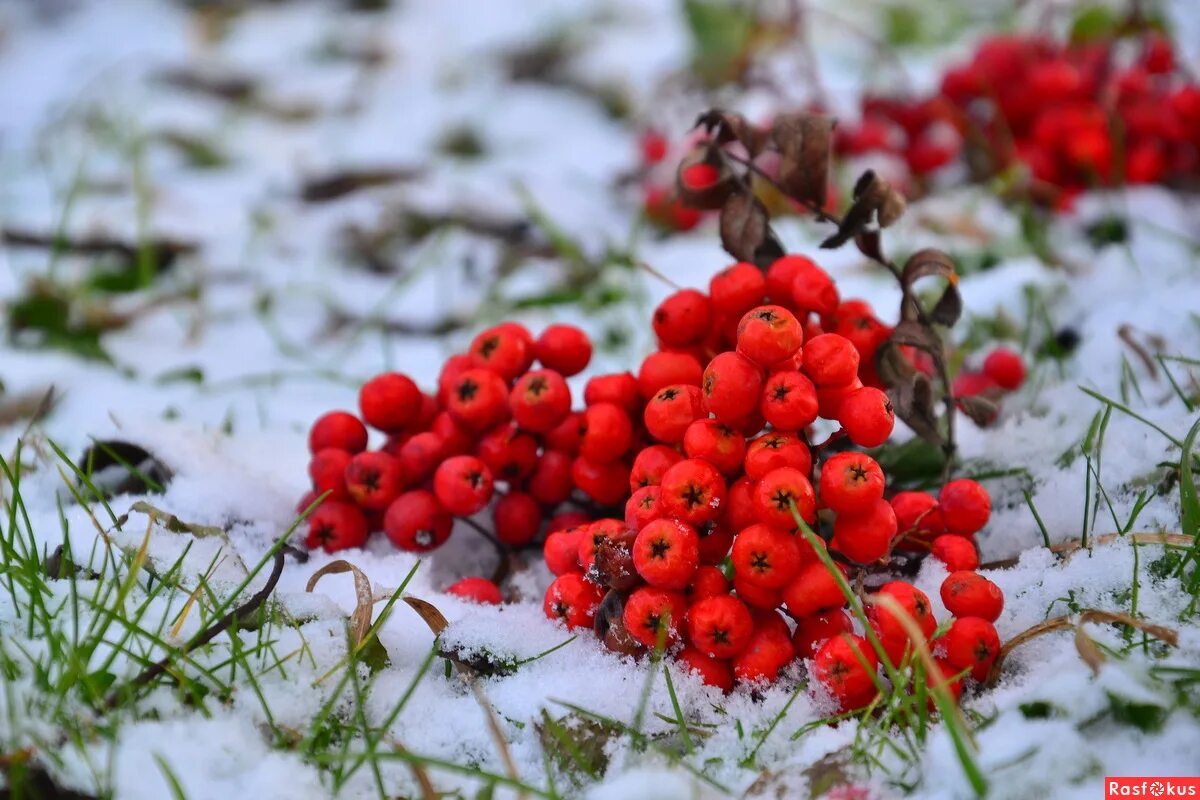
837, 32, 1198, 207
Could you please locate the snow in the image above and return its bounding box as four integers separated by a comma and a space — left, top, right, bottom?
0, 0, 1199, 798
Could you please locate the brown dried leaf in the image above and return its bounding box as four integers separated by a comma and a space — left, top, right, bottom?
878, 189, 907, 228
957, 394, 999, 427
820, 170, 887, 249
719, 192, 770, 263
403, 595, 450, 636
772, 112, 833, 209
1074, 625, 1106, 675
854, 230, 884, 262
694, 109, 767, 156
931, 285, 963, 326
307, 560, 374, 647
902, 248, 958, 287
887, 373, 943, 447
874, 342, 919, 388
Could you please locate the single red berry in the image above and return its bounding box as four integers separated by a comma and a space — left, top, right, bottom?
982, 347, 1025, 390
571, 457, 629, 505
819, 452, 885, 515
764, 254, 814, 307
584, 372, 640, 413
431, 411, 474, 456
296, 490, 318, 515
697, 521, 735, 564
736, 305, 803, 367
446, 368, 510, 432
633, 519, 700, 589
686, 565, 730, 600
509, 369, 572, 434
870, 581, 937, 660
802, 334, 860, 387
579, 403, 634, 463
527, 450, 574, 505
676, 646, 733, 692
576, 518, 626, 573
437, 353, 475, 407
730, 524, 802, 589
653, 290, 712, 348
928, 657, 965, 704
733, 575, 783, 610
623, 586, 688, 648
658, 458, 727, 527
625, 485, 662, 531
384, 490, 452, 552
744, 432, 812, 481
446, 576, 503, 605
547, 511, 590, 533
543, 527, 584, 575
702, 351, 765, 422
831, 498, 898, 564
534, 324, 592, 376
643, 384, 705, 444
683, 419, 747, 475
543, 411, 585, 454
358, 373, 421, 433
709, 262, 767, 317
639, 129, 668, 164
938, 479, 991, 535
753, 467, 817, 529
732, 615, 796, 684
477, 424, 539, 482
680, 162, 721, 191
838, 386, 894, 447
721, 476, 759, 533
630, 444, 684, 489
830, 299, 890, 357
953, 371, 1000, 400
791, 610, 853, 659
940, 571, 1004, 622
493, 491, 542, 546
816, 378, 862, 421
397, 431, 445, 485
814, 633, 879, 710
791, 262, 840, 316
687, 595, 754, 659
761, 370, 819, 431
544, 573, 604, 629
930, 535, 979, 571
891, 492, 945, 542
306, 501, 369, 552
309, 448, 353, 501
432, 455, 494, 516
309, 411, 368, 454
940, 617, 1000, 681
782, 562, 848, 618
638, 351, 704, 400
469, 323, 533, 381
344, 451, 405, 511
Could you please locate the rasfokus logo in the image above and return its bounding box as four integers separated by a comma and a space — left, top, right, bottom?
1106, 778, 1200, 798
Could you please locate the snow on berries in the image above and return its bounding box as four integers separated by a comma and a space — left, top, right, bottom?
296, 253, 1007, 714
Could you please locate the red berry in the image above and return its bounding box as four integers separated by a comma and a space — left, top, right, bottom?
309, 448, 352, 501
891, 492, 945, 541
930, 535, 979, 571
653, 290, 712, 348
676, 646, 734, 692
358, 373, 421, 433
938, 479, 991, 535
870, 581, 938, 661
683, 419, 747, 475
534, 324, 592, 376
744, 432, 812, 480
791, 610, 853, 659
791, 262, 840, 316
543, 411, 585, 454
732, 615, 795, 684
579, 403, 634, 463
733, 575, 783, 610
816, 378, 862, 420
831, 498, 898, 564
928, 657, 965, 704
344, 451, 405, 511
940, 571, 1004, 622
543, 528, 584, 575
686, 565, 730, 600
397, 431, 446, 485
432, 455, 494, 516
709, 262, 766, 317
814, 634, 879, 710
982, 348, 1025, 390
640, 129, 668, 164
309, 411, 368, 454
819, 452, 885, 515
625, 485, 662, 531
470, 323, 533, 381
702, 351, 764, 422
721, 476, 759, 533
547, 511, 590, 533
384, 490, 452, 552
624, 586, 688, 648
571, 457, 630, 506
509, 369, 572, 434
764, 254, 814, 307
643, 384, 705, 444
753, 467, 817, 529
477, 424, 540, 482
736, 305, 803, 367
446, 577, 503, 605
493, 491, 542, 546
431, 411, 473, 456
630, 444, 684, 489
802, 334, 860, 387
687, 595, 754, 658
528, 450, 574, 506
680, 162, 721, 191
658, 458, 727, 526
638, 352, 704, 399
446, 368, 510, 432
633, 519, 700, 589
577, 518, 626, 573
837, 387, 895, 447
306, 501, 369, 552
730, 524, 802, 589
544, 573, 604, 630
585, 372, 640, 413
761, 370, 819, 430
782, 561, 847, 617
940, 617, 1000, 681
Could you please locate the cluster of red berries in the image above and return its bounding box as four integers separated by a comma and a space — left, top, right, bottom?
951, 346, 1027, 424
638, 128, 710, 231
837, 32, 1199, 207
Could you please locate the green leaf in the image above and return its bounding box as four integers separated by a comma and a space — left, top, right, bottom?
1018, 700, 1061, 719
869, 437, 946, 487
682, 0, 754, 87
1105, 691, 1169, 732
1070, 6, 1118, 43
357, 635, 391, 674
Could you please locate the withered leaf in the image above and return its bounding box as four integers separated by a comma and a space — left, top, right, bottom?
694, 109, 767, 155
957, 394, 999, 427
1074, 625, 1105, 675
821, 171, 906, 249
855, 230, 884, 262
887, 320, 945, 358
887, 373, 943, 447
930, 284, 963, 326
772, 112, 833, 209
307, 560, 375, 647
874, 341, 919, 388
902, 248, 958, 287
403, 595, 450, 636
718, 191, 769, 263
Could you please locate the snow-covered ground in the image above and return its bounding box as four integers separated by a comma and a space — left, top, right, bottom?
0, 1, 1198, 798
